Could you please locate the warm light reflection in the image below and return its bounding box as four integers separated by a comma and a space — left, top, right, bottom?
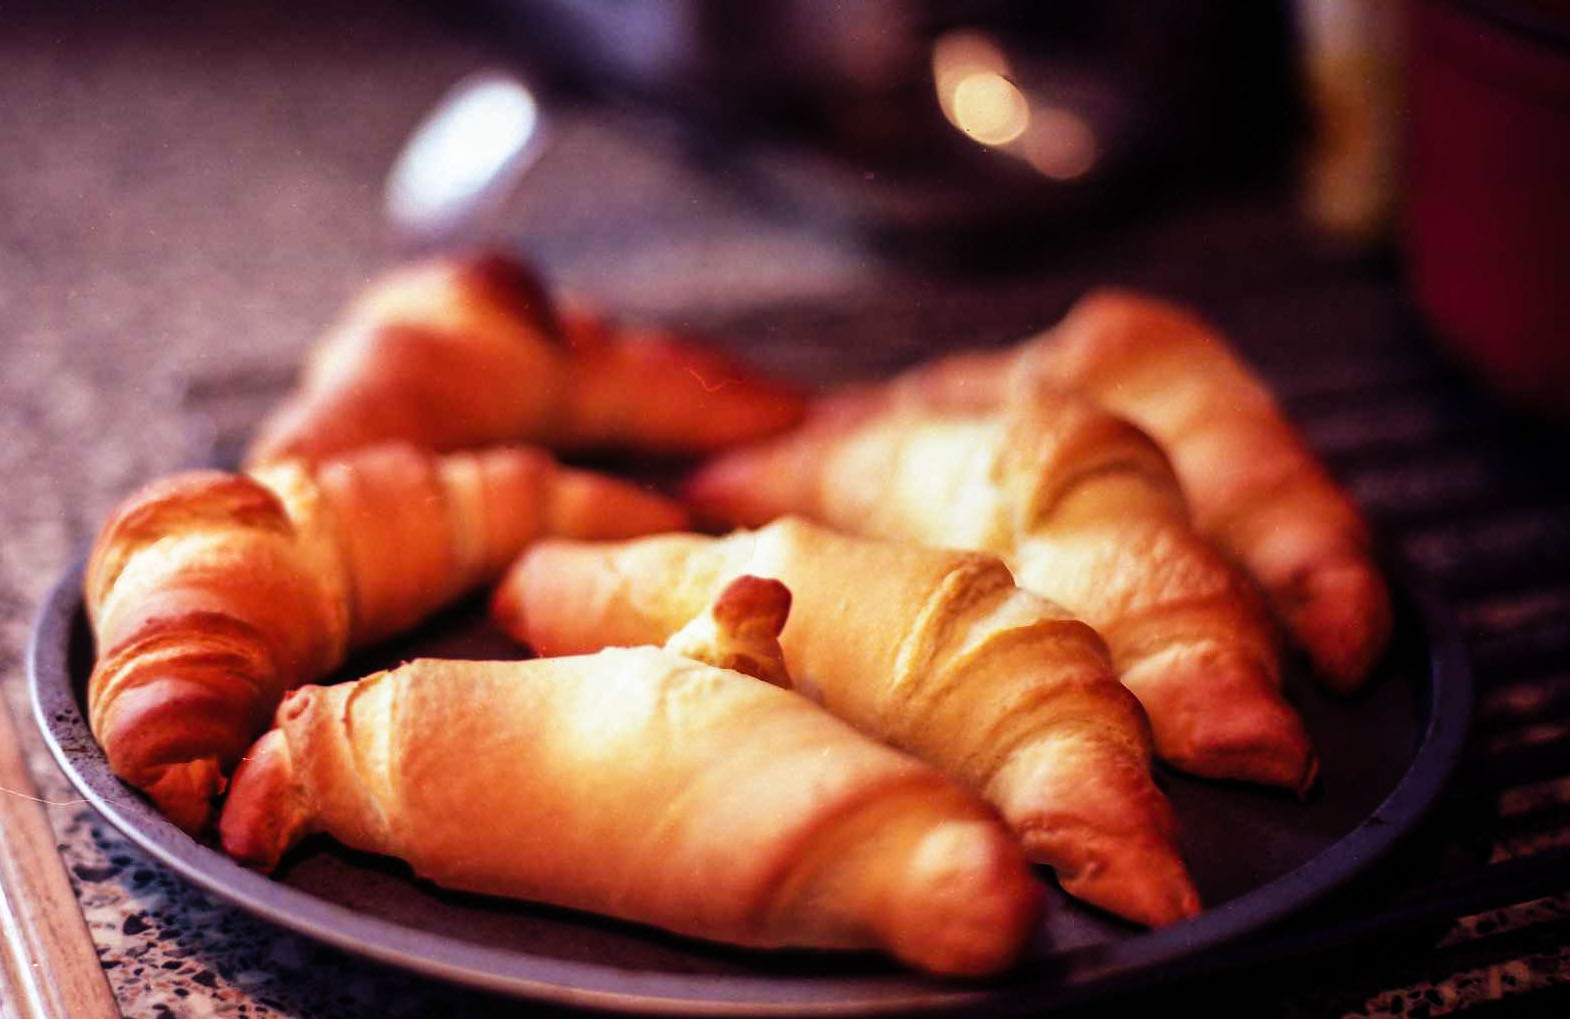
1022, 105, 1098, 181
932, 28, 1101, 182
950, 72, 1030, 146
934, 30, 1018, 146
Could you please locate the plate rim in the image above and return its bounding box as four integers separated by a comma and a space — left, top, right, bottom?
28, 553, 1473, 1016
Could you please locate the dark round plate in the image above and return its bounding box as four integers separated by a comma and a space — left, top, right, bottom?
30, 556, 1470, 1016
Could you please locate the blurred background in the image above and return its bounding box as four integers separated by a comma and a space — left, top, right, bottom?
2, 0, 1569, 1016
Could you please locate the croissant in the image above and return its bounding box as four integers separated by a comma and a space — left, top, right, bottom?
84, 442, 687, 833
246, 252, 805, 466
686, 379, 1317, 792
493, 517, 1199, 927
219, 578, 1043, 977
890, 290, 1391, 691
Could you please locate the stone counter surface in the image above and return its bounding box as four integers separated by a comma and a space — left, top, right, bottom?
5, 2, 1568, 1018
0, 4, 521, 1015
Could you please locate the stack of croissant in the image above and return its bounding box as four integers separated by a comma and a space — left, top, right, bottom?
83, 251, 1391, 978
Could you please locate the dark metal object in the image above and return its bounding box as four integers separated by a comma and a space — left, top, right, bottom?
442, 0, 1298, 243
29, 553, 1468, 1015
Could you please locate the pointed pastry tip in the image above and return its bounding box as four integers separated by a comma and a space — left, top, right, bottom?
664, 576, 793, 687
1282, 557, 1393, 694
219, 726, 310, 872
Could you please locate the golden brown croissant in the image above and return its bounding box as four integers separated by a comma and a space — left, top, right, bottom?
492, 517, 1199, 927
890, 290, 1391, 691
84, 442, 688, 833
219, 579, 1043, 977
246, 253, 805, 466
685, 379, 1317, 793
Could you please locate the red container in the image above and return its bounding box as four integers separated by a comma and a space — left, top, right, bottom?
1407, 1, 1570, 418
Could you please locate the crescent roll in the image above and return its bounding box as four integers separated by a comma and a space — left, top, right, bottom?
84, 442, 687, 832
493, 517, 1200, 927
889, 291, 1390, 690
219, 578, 1043, 977
246, 252, 804, 466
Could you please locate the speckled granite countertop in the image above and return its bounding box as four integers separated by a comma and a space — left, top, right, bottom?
2, 4, 522, 1014
5, 2, 1569, 1017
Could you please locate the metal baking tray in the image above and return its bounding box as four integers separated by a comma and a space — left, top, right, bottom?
30, 554, 1470, 1015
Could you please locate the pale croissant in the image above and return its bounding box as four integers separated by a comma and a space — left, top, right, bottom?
219, 577, 1043, 977
686, 379, 1317, 792
493, 517, 1199, 927
890, 290, 1390, 690
246, 252, 804, 466
85, 442, 687, 832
